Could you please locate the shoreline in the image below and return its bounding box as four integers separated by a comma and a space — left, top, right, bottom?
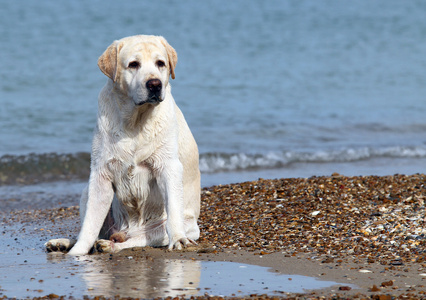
1, 155, 425, 212
1, 174, 426, 299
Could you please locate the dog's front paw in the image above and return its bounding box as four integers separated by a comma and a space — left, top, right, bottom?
45, 238, 76, 253
95, 239, 115, 253
168, 236, 197, 251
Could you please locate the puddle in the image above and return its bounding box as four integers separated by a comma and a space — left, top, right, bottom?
1, 255, 355, 299
1, 253, 355, 298
0, 224, 355, 298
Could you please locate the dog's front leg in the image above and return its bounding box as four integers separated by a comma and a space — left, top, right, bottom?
158, 158, 191, 250
68, 173, 114, 255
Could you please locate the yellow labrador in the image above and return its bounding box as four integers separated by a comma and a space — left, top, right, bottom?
46, 35, 200, 255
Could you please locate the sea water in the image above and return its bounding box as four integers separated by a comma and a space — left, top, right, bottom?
1, 1, 426, 195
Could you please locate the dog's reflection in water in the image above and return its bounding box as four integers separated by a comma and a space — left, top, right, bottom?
48, 254, 201, 298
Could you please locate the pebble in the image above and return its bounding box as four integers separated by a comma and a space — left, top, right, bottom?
199, 174, 426, 266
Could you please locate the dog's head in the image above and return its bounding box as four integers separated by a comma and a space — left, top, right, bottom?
98, 35, 177, 106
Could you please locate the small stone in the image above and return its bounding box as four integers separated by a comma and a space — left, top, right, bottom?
370, 284, 381, 292
359, 269, 372, 273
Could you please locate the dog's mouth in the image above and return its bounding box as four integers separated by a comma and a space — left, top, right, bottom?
136, 95, 163, 106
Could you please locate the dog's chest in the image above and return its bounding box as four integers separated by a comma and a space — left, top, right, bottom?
108, 158, 165, 224
108, 157, 154, 205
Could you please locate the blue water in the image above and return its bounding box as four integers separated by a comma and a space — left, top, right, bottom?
1, 1, 426, 188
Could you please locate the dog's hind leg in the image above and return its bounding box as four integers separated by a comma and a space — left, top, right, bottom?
95, 220, 169, 253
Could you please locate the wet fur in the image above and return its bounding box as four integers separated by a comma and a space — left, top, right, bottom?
46, 35, 200, 255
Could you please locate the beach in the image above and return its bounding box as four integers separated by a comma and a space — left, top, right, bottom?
1, 1, 426, 298
1, 174, 425, 299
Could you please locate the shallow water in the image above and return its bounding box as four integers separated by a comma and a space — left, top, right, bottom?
0, 227, 355, 299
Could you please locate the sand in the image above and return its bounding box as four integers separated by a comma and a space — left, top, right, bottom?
1, 174, 425, 299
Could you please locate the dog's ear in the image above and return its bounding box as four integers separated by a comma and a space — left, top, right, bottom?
159, 37, 177, 80
98, 41, 124, 82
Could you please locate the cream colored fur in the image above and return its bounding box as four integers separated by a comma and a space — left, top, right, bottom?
46, 35, 200, 255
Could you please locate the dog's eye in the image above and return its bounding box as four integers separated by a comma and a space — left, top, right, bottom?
128, 61, 140, 69
156, 60, 165, 68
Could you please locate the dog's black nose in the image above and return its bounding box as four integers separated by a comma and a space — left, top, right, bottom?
146, 79, 162, 93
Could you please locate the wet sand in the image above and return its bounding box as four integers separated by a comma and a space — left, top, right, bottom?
1, 174, 426, 299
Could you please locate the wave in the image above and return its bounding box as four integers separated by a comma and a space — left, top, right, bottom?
1, 145, 425, 185
199, 145, 426, 173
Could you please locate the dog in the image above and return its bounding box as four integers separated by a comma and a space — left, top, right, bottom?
45, 35, 200, 255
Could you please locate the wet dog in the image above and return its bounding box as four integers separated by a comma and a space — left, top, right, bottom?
46, 35, 200, 255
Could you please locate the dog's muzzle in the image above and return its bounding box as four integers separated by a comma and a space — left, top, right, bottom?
135, 79, 163, 106
145, 78, 163, 102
